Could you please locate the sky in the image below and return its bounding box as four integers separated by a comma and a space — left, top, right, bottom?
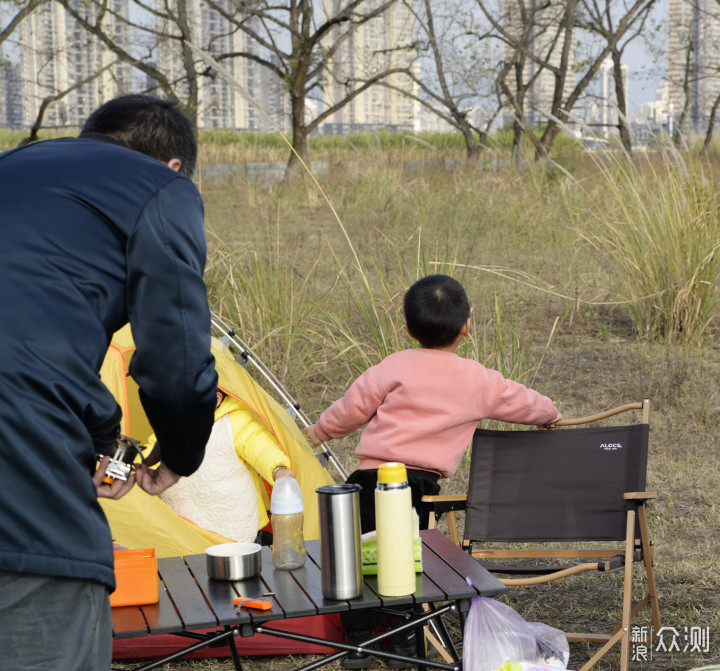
623, 0, 667, 111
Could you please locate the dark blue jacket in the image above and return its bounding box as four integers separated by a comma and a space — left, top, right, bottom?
0, 135, 218, 590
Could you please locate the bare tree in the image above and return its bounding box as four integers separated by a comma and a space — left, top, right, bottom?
378, 0, 504, 164
701, 0, 720, 149
673, 36, 694, 144
56, 0, 206, 124
666, 0, 720, 146
3, 1, 128, 139
13, 0, 415, 179
18, 62, 116, 145
577, 0, 658, 155
203, 0, 412, 181
0, 0, 50, 47
477, 0, 661, 160
703, 90, 720, 150
476, 0, 561, 162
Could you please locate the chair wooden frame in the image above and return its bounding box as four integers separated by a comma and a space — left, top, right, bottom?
422, 400, 661, 671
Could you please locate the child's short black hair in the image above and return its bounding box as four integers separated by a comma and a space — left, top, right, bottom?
403, 274, 471, 348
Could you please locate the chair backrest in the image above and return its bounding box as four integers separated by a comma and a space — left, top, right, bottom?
464, 423, 649, 543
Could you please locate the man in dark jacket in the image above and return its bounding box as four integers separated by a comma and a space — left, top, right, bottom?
0, 95, 218, 670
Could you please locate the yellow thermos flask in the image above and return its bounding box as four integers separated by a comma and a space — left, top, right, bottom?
375, 462, 416, 596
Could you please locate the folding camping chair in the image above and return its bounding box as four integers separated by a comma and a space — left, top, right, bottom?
422, 400, 661, 671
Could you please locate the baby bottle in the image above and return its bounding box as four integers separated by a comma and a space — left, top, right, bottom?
270, 477, 306, 570
375, 462, 416, 596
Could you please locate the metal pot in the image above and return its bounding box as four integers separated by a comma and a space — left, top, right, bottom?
206, 542, 262, 581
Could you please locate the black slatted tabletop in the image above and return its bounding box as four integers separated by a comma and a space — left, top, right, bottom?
112, 529, 507, 659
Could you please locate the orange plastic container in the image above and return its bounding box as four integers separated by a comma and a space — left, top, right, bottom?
110, 548, 159, 607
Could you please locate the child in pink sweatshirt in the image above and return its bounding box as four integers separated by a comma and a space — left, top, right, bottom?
303, 274, 559, 668
303, 273, 559, 532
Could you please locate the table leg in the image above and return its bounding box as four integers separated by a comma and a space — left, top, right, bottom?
226, 626, 243, 671
255, 605, 462, 671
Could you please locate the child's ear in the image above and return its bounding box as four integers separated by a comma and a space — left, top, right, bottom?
405, 323, 416, 339
460, 318, 471, 337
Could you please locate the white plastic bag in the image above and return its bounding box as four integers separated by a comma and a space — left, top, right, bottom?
496, 663, 569, 671
462, 597, 570, 671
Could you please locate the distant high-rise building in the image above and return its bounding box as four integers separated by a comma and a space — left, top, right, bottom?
503, 0, 575, 125
257, 53, 291, 134
18, 0, 132, 128
637, 80, 670, 127
667, 0, 720, 132
413, 103, 454, 133
0, 57, 23, 128
322, 0, 418, 134
156, 0, 277, 130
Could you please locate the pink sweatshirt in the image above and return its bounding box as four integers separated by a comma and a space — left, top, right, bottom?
315, 348, 558, 479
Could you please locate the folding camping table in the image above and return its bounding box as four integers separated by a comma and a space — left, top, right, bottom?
112, 529, 507, 671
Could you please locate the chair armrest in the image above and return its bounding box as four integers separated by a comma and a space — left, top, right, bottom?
422, 495, 467, 544
624, 492, 657, 501
421, 494, 467, 515
552, 400, 648, 426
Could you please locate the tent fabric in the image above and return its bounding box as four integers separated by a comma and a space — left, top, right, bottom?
209, 335, 334, 540
99, 325, 343, 658
101, 486, 233, 556
99, 324, 333, 551
99, 327, 154, 445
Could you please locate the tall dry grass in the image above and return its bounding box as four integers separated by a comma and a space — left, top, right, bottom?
203, 161, 566, 397
198, 148, 720, 671
112, 141, 720, 671
197, 129, 469, 167
571, 149, 720, 343
4, 114, 719, 668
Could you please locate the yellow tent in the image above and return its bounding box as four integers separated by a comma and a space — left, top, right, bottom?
99, 324, 333, 557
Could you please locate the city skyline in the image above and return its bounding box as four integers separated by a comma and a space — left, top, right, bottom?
17, 0, 132, 128
1, 0, 718, 138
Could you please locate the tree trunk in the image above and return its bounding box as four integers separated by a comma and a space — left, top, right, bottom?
674, 41, 693, 146
283, 91, 310, 184
611, 51, 632, 155
282, 0, 313, 184
702, 91, 720, 152
176, 0, 200, 128
466, 140, 482, 165
509, 121, 521, 165
535, 0, 577, 160
674, 96, 691, 146
458, 119, 482, 165
536, 125, 555, 160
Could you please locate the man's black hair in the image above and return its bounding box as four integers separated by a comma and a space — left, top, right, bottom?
403, 274, 471, 348
80, 94, 197, 178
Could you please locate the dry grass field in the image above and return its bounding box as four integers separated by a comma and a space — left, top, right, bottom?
107, 141, 720, 671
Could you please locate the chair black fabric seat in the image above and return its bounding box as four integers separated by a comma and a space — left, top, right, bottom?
466, 424, 649, 542
423, 400, 661, 671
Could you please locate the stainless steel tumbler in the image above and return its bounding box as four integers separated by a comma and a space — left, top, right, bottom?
316, 483, 363, 600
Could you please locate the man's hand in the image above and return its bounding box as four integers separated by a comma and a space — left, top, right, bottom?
133, 441, 182, 495
94, 456, 136, 499
134, 461, 181, 495
302, 424, 322, 447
